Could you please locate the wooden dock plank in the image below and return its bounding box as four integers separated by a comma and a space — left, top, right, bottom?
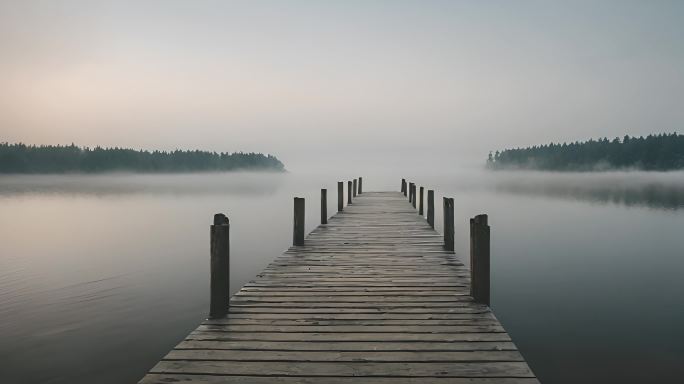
138, 191, 537, 383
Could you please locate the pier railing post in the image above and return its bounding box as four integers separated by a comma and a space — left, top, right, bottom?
293, 197, 305, 246
210, 213, 230, 319
419, 186, 424, 215
408, 182, 414, 203
401, 179, 406, 195
321, 189, 327, 224
347, 181, 353, 204
427, 190, 435, 228
338, 182, 343, 212
443, 197, 454, 251
358, 177, 363, 194
470, 214, 490, 305
411, 184, 417, 208
353, 179, 357, 197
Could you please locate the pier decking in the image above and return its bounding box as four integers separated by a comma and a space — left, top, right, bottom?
139, 191, 538, 383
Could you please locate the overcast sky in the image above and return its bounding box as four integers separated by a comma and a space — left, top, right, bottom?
1, 0, 683, 169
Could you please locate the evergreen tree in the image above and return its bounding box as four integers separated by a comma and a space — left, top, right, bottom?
0, 143, 285, 173
487, 133, 684, 171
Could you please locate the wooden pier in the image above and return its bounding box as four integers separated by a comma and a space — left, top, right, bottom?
139, 184, 538, 383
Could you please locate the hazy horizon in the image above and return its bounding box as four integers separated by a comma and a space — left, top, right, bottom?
2, 1, 684, 171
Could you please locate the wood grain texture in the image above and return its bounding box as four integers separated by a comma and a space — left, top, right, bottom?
138, 191, 537, 383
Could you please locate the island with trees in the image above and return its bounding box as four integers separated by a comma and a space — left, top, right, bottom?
0, 143, 285, 173
487, 132, 684, 171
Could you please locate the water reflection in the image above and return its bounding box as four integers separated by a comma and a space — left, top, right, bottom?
488, 171, 684, 210
0, 172, 284, 197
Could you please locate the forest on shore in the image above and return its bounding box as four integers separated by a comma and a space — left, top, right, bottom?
487, 133, 684, 171
0, 143, 285, 173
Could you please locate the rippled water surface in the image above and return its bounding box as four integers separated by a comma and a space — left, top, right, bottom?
1, 170, 683, 383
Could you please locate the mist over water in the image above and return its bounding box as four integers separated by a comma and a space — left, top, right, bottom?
1, 169, 683, 383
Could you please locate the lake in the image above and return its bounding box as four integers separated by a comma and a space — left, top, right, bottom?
1, 170, 683, 383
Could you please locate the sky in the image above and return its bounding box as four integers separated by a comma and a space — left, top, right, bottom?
1, 0, 683, 169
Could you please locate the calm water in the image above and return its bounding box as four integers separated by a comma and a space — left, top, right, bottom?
1, 170, 683, 383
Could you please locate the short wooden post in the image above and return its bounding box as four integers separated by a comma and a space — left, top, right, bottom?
321, 189, 327, 224
401, 179, 406, 195
353, 179, 357, 197
443, 197, 454, 251
210, 213, 230, 319
419, 186, 424, 215
337, 182, 343, 212
427, 190, 435, 228
411, 184, 417, 208
347, 181, 353, 204
408, 182, 414, 203
470, 214, 490, 305
293, 197, 305, 246
358, 177, 363, 194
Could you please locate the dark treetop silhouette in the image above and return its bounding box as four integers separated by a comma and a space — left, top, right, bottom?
487, 132, 684, 171
0, 143, 285, 173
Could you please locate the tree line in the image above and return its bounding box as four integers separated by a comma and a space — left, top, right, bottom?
487, 133, 684, 171
0, 143, 285, 173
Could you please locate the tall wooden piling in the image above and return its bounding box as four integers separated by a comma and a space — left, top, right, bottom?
427, 190, 435, 228
209, 213, 230, 319
353, 179, 357, 197
358, 177, 363, 194
347, 181, 352, 204
411, 184, 417, 208
470, 214, 490, 306
321, 189, 327, 224
401, 179, 406, 195
337, 182, 343, 212
419, 186, 424, 215
408, 183, 412, 203
293, 197, 305, 246
443, 197, 454, 251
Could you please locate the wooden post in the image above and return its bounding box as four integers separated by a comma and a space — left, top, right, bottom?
427, 190, 435, 228
210, 213, 230, 319
337, 182, 343, 212
347, 181, 353, 204
411, 184, 417, 208
321, 189, 327, 224
358, 177, 362, 194
353, 179, 357, 197
470, 214, 490, 305
401, 179, 406, 195
443, 197, 454, 251
419, 186, 424, 216
293, 197, 305, 246
408, 182, 414, 203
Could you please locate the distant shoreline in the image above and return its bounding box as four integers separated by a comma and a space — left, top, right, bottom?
0, 143, 286, 174
487, 133, 684, 172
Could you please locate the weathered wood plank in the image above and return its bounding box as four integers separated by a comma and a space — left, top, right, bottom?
203, 319, 500, 326
141, 374, 541, 384
175, 339, 520, 351
195, 324, 507, 333
164, 349, 526, 362
150, 361, 535, 377
186, 331, 512, 342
